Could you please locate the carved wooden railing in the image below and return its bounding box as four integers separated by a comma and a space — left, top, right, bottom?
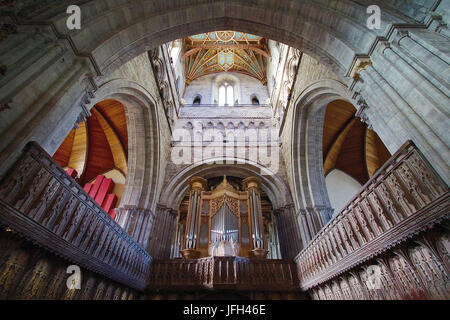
0, 142, 152, 290
295, 141, 449, 290
148, 256, 298, 291
181, 104, 271, 108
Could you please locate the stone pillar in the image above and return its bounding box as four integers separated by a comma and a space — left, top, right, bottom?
350, 29, 450, 186
297, 207, 327, 248
181, 176, 207, 259
148, 205, 178, 259
243, 177, 268, 259
275, 204, 302, 259
116, 206, 155, 250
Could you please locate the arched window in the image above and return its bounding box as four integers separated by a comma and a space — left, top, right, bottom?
218, 82, 234, 106
251, 96, 260, 105
193, 95, 201, 105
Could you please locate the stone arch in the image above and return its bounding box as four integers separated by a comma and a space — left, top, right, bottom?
159, 157, 293, 211
2, 0, 448, 189
251, 94, 261, 105
290, 79, 363, 245
61, 0, 418, 78
85, 79, 161, 212
192, 94, 202, 105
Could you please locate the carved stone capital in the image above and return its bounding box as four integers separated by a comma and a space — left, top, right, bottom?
376, 40, 392, 55
350, 57, 373, 80
393, 30, 410, 46
243, 176, 261, 191
188, 176, 208, 192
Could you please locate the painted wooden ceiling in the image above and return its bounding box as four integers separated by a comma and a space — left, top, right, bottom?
183, 31, 269, 84
53, 99, 128, 184
323, 100, 391, 185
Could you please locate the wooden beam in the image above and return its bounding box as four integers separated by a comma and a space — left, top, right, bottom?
324, 118, 357, 175
365, 128, 392, 178
68, 121, 88, 180
91, 107, 127, 176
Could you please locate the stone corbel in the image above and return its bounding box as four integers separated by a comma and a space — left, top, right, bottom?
427, 13, 448, 35
393, 29, 410, 46
355, 96, 373, 130
376, 40, 392, 56
349, 57, 373, 80
73, 80, 97, 129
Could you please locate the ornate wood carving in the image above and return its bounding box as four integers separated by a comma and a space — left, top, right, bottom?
0, 142, 151, 290
148, 256, 298, 292
295, 141, 449, 292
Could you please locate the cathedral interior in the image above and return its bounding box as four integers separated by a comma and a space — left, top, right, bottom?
0, 0, 449, 301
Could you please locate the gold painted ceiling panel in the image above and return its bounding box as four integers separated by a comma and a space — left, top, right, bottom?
184, 31, 269, 84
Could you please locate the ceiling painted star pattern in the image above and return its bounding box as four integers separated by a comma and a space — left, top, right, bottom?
184, 31, 269, 85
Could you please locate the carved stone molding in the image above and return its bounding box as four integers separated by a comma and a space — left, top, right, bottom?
349, 57, 373, 80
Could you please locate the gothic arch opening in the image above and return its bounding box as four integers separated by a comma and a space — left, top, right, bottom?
0, 0, 449, 302
290, 80, 391, 246
52, 99, 128, 217
322, 99, 391, 215
49, 79, 162, 251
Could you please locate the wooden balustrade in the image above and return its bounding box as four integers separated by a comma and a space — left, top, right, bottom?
147, 256, 298, 291
0, 142, 152, 290
295, 141, 449, 291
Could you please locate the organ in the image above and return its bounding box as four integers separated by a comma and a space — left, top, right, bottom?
181, 176, 269, 259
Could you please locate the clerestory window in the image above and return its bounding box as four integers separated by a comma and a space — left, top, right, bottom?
218, 82, 234, 106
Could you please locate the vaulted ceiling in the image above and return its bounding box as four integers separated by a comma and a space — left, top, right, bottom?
322, 100, 391, 185
53, 99, 128, 184
183, 31, 269, 85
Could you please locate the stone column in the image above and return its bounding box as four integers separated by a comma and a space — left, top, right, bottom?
352, 35, 450, 185
243, 177, 268, 259
275, 204, 302, 258
181, 176, 207, 259
116, 206, 155, 250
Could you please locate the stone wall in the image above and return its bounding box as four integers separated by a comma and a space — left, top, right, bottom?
106, 52, 173, 211
280, 53, 339, 205
183, 72, 270, 105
